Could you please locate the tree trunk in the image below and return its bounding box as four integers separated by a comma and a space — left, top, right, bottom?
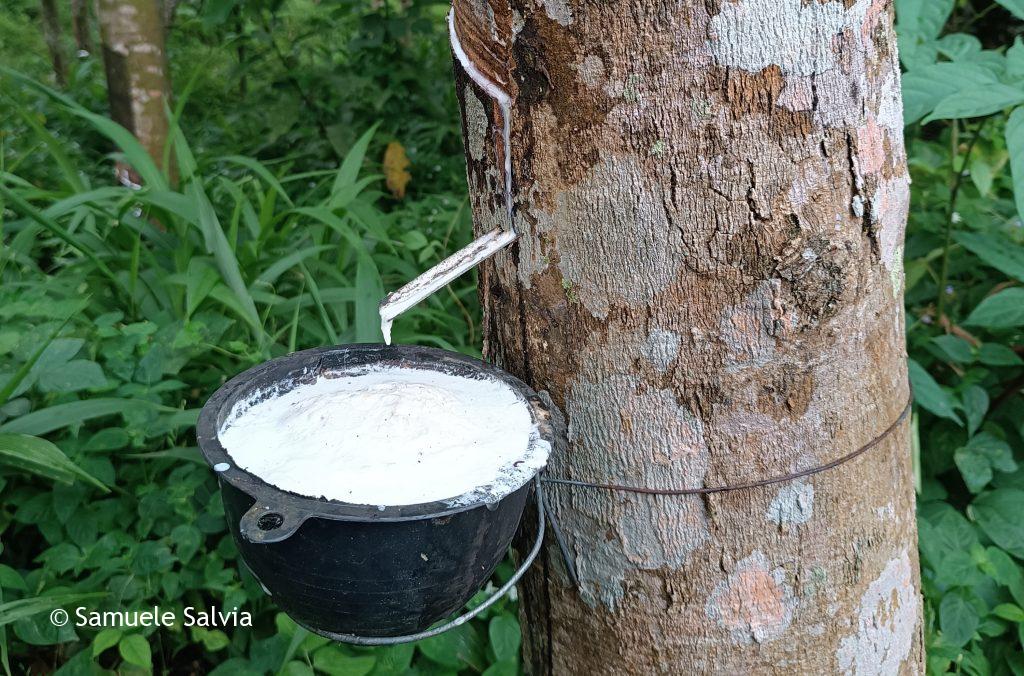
452, 0, 922, 673
72, 0, 92, 55
39, 0, 67, 86
96, 0, 172, 186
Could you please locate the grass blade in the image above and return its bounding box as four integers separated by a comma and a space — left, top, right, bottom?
0, 433, 109, 492
0, 320, 67, 405
0, 593, 108, 627
0, 182, 127, 295
299, 261, 339, 344
331, 122, 379, 200
0, 398, 159, 436
221, 155, 295, 207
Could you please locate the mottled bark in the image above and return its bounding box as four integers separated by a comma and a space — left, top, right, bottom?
96, 0, 172, 185
72, 0, 92, 54
39, 0, 67, 86
452, 0, 921, 673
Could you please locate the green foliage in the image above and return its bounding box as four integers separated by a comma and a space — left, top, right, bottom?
0, 1, 512, 673
900, 1, 1024, 672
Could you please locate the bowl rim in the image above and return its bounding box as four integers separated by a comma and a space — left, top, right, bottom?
196, 343, 552, 523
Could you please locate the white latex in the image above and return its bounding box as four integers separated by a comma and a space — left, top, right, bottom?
218, 365, 547, 507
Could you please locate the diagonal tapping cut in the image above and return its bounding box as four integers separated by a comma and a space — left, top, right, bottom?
378, 7, 517, 344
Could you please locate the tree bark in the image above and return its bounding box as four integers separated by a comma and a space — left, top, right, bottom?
72, 0, 92, 55
39, 0, 67, 86
452, 0, 922, 673
96, 0, 173, 186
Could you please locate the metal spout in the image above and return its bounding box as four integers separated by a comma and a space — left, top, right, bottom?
379, 227, 517, 344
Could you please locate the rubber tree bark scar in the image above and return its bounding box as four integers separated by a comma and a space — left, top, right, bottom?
378, 8, 517, 345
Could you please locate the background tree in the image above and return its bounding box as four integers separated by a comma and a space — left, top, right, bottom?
71, 0, 91, 54
38, 0, 65, 86
452, 0, 922, 671
96, 0, 172, 185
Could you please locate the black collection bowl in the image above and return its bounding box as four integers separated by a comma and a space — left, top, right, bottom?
195, 344, 552, 638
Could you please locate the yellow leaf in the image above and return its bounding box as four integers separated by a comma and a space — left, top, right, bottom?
383, 141, 411, 199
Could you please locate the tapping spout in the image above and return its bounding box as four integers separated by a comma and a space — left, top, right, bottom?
379, 227, 517, 344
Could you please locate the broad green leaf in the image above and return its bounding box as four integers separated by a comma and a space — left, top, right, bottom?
92, 628, 122, 657
418, 623, 486, 671
908, 359, 961, 424
311, 646, 375, 676
896, 0, 954, 52
118, 634, 152, 670
367, 644, 414, 674
972, 489, 1024, 557
901, 63, 999, 124
282, 661, 314, 676
202, 0, 239, 25
997, 0, 1024, 20
0, 592, 106, 626
964, 288, 1024, 328
969, 156, 994, 196
482, 662, 519, 676
993, 603, 1024, 622
0, 321, 66, 405
1007, 106, 1024, 222
1010, 37, 1024, 79
978, 343, 1024, 366
0, 434, 108, 492
192, 627, 230, 651
962, 386, 989, 436
955, 449, 993, 494
924, 85, 1024, 123
488, 614, 521, 663
954, 231, 1024, 283
37, 360, 106, 394
0, 567, 25, 592
979, 547, 1024, 606
940, 589, 980, 647
931, 335, 974, 364
970, 433, 1017, 473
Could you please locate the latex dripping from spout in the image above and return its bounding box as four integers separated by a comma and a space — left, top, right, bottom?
378, 10, 516, 345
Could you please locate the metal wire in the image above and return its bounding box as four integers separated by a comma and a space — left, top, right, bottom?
314, 475, 547, 646
541, 392, 913, 497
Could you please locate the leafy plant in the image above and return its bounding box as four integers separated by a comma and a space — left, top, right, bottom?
899, 0, 1024, 672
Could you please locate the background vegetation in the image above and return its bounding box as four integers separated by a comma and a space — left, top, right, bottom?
0, 0, 1023, 673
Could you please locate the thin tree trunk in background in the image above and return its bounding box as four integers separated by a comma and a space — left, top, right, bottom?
96, 0, 173, 186
39, 0, 66, 86
161, 0, 180, 31
452, 0, 922, 673
72, 0, 92, 55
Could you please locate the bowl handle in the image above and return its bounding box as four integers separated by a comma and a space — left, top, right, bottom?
239, 501, 310, 544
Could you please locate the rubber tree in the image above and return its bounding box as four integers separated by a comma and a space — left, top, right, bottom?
72, 0, 92, 55
450, 0, 921, 672
39, 0, 67, 86
96, 0, 172, 186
